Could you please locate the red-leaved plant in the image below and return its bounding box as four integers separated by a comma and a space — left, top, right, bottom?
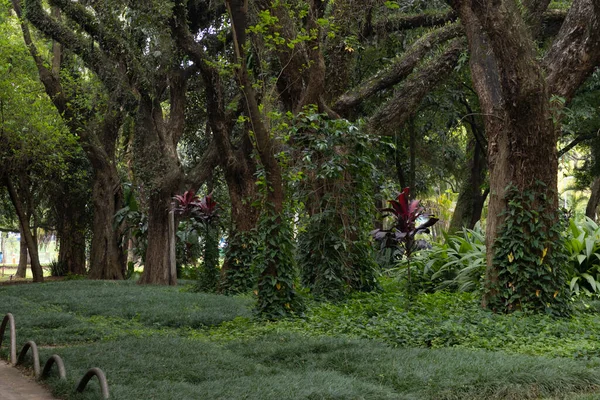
372, 187, 438, 296
173, 190, 218, 223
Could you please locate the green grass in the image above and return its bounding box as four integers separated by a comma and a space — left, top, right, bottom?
2, 280, 600, 399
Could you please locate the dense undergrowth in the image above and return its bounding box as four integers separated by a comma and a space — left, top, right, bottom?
1, 280, 600, 399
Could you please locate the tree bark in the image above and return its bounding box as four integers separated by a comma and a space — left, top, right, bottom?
138, 192, 177, 285
16, 225, 27, 278
586, 176, 600, 220
88, 160, 125, 279
56, 200, 87, 276
449, 137, 488, 233
448, 0, 600, 308
135, 94, 183, 286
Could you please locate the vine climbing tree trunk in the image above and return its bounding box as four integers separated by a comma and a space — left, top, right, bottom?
449, 0, 600, 310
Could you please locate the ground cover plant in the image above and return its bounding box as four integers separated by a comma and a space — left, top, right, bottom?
1, 280, 600, 399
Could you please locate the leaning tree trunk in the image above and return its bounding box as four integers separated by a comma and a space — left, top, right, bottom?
16, 225, 27, 278
6, 177, 44, 282
449, 137, 488, 233
586, 176, 600, 220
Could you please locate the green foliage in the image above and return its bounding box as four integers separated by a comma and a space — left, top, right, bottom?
291, 111, 381, 299
374, 187, 438, 298
173, 191, 221, 291
220, 230, 258, 294
196, 225, 220, 292
49, 260, 68, 277
395, 224, 486, 293
114, 184, 148, 265
488, 183, 571, 316
566, 217, 600, 296
254, 210, 302, 319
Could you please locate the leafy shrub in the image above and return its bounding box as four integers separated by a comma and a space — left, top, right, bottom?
173, 191, 220, 291
390, 223, 486, 293
565, 217, 600, 296
292, 111, 380, 299
49, 260, 68, 277
373, 187, 438, 297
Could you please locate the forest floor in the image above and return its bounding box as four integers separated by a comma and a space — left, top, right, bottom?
1, 280, 600, 399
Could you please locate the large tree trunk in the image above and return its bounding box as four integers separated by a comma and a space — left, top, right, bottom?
586, 176, 600, 220
449, 137, 488, 233
57, 215, 86, 276
55, 184, 87, 276
88, 155, 125, 279
449, 0, 558, 307
138, 192, 176, 285
135, 95, 183, 286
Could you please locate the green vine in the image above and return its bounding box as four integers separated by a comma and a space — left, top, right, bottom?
254, 209, 303, 319
291, 110, 381, 300
487, 183, 570, 316
220, 230, 257, 294
195, 225, 220, 292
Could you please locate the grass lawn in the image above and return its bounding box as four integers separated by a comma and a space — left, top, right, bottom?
1, 280, 600, 399
0, 265, 52, 282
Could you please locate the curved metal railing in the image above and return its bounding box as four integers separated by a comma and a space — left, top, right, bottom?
0, 312, 16, 364
77, 368, 110, 399
1, 313, 109, 399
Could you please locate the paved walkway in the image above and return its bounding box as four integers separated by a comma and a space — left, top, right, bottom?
0, 362, 56, 400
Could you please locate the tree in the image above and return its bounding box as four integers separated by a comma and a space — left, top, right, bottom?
447, 0, 600, 310
0, 4, 77, 282
24, 0, 218, 284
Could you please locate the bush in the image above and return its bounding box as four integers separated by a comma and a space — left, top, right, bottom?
565, 217, 600, 296
49, 260, 68, 277
390, 224, 486, 293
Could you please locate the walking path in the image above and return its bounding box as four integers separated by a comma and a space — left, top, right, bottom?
0, 362, 56, 400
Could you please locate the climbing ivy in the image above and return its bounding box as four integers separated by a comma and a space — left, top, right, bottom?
254, 209, 303, 319
291, 110, 381, 299
487, 183, 571, 316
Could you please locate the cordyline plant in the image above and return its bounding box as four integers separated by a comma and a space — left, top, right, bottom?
173, 190, 218, 223
372, 187, 438, 297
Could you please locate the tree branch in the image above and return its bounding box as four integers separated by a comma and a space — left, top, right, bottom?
368, 39, 465, 135
376, 10, 458, 33
558, 133, 597, 157
333, 23, 463, 116
24, 0, 135, 108
185, 140, 220, 189
544, 0, 600, 103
